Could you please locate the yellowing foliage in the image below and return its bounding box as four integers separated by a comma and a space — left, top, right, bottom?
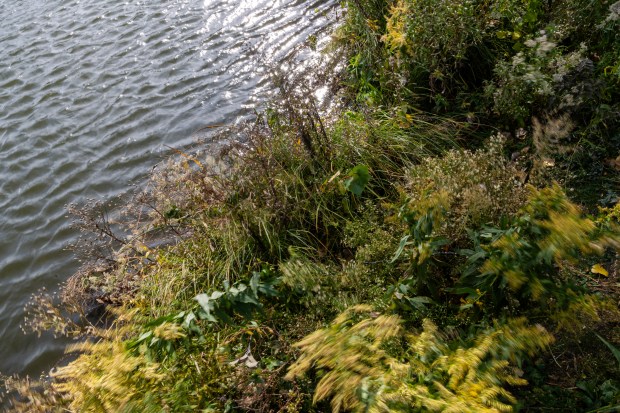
51, 340, 165, 412
285, 305, 401, 412
287, 308, 553, 412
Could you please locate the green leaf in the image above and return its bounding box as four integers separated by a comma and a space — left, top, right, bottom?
595, 333, 620, 367
144, 314, 175, 328
237, 293, 260, 305
164, 205, 182, 219
258, 279, 279, 297
195, 293, 217, 322
210, 291, 225, 300
137, 331, 152, 343
391, 234, 412, 263
183, 311, 197, 329
406, 296, 433, 309
250, 272, 260, 295
343, 164, 370, 197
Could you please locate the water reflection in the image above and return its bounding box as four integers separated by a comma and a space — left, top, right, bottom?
0, 0, 337, 376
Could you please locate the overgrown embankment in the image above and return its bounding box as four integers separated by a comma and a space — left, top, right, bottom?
3, 0, 620, 411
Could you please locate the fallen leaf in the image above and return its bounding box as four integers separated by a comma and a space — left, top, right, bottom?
230, 345, 259, 368
591, 264, 609, 277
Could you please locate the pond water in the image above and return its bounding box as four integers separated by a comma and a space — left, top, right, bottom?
0, 0, 337, 376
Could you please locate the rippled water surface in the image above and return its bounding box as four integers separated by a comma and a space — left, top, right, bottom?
0, 0, 337, 376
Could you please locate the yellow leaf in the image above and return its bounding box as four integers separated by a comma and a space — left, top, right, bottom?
366, 19, 379, 32
591, 264, 609, 277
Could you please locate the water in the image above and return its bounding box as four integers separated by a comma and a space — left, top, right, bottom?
0, 0, 337, 377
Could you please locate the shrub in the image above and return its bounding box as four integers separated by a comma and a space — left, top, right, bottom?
485, 33, 592, 124
403, 135, 526, 243
340, 0, 549, 107
459, 184, 620, 319
287, 306, 554, 413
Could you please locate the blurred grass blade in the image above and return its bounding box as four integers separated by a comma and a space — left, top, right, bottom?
595, 333, 620, 366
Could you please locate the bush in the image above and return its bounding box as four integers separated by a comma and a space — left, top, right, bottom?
459, 184, 620, 320
287, 306, 554, 413
485, 33, 593, 124
403, 135, 526, 243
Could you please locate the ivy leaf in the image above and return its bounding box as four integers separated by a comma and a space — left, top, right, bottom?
344, 164, 370, 197
211, 290, 225, 300
258, 277, 279, 297
237, 293, 260, 305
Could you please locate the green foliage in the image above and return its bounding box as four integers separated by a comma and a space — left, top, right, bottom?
376, 318, 554, 413
596, 333, 620, 367
383, 0, 486, 75
577, 380, 620, 412
195, 270, 279, 324
335, 1, 390, 104
51, 339, 166, 412
340, 0, 550, 107
135, 221, 257, 320
596, 1, 620, 80
26, 306, 229, 412
344, 164, 370, 197
389, 282, 434, 313
393, 189, 450, 299
459, 184, 619, 318
485, 34, 590, 124
286, 305, 400, 412
279, 253, 338, 310
388, 136, 528, 302
50, 336, 226, 412
10, 0, 620, 410
126, 310, 199, 362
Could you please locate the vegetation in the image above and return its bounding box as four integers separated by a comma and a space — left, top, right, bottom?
2, 0, 620, 411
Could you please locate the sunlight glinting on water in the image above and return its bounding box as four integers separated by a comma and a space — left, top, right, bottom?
0, 0, 337, 376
